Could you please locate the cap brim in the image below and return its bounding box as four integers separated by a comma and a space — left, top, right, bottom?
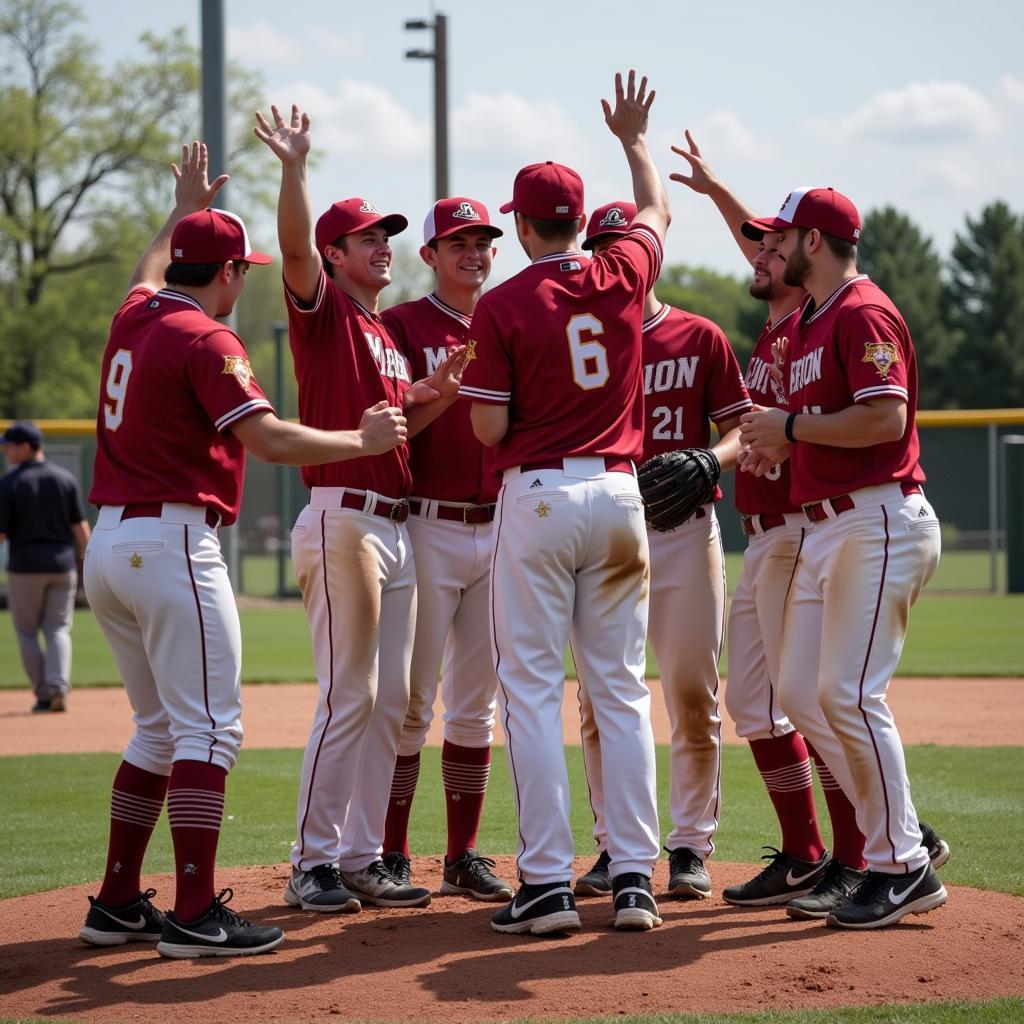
243, 251, 274, 265
741, 216, 791, 241
499, 200, 515, 215
432, 223, 503, 242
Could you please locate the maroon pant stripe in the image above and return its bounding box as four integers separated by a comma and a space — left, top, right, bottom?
857, 506, 901, 869
296, 511, 336, 867
183, 525, 215, 761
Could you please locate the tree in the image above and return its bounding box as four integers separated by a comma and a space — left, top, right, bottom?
654, 264, 764, 367
858, 207, 962, 408
0, 0, 273, 416
945, 202, 1024, 408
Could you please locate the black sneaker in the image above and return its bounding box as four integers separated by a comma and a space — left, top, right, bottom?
441, 850, 514, 901
722, 847, 831, 906
382, 850, 412, 884
340, 859, 432, 908
612, 872, 662, 931
919, 821, 950, 869
79, 888, 165, 946
786, 860, 866, 919
283, 864, 361, 913
31, 699, 52, 713
157, 888, 285, 958
666, 846, 712, 899
827, 862, 948, 930
491, 881, 581, 936
574, 849, 611, 897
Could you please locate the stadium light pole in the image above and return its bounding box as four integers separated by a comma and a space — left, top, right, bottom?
405, 13, 449, 200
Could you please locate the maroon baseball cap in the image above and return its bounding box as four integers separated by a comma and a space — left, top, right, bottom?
741, 187, 861, 244
423, 197, 503, 245
170, 209, 272, 265
582, 200, 638, 250
315, 198, 409, 254
500, 161, 585, 220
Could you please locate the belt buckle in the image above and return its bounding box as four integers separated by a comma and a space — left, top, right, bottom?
462, 504, 484, 525
389, 499, 410, 522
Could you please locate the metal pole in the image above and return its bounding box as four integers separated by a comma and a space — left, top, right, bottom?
988, 421, 999, 593
201, 0, 239, 589
1004, 436, 1024, 594
434, 13, 448, 200
273, 323, 289, 598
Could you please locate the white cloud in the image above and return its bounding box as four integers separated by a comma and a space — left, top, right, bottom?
452, 92, 585, 162
836, 81, 1002, 143
229, 22, 363, 67
995, 74, 1024, 108
283, 80, 430, 161
689, 110, 768, 161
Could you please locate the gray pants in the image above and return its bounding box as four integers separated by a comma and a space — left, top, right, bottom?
7, 570, 76, 700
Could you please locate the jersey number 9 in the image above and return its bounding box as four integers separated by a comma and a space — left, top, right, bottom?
566, 314, 609, 391
103, 350, 133, 431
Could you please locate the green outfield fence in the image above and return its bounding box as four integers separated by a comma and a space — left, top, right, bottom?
3, 409, 1023, 597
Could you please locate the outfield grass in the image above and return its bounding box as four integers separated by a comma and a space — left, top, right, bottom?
1, 590, 1021, 689
1, 744, 1020, 901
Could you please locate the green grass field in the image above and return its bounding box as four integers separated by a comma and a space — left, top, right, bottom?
1, 589, 1020, 688
2, 744, 1021, 901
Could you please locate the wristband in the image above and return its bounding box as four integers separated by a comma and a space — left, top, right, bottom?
784, 412, 798, 443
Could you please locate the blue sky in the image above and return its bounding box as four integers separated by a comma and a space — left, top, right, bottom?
80, 1, 1023, 282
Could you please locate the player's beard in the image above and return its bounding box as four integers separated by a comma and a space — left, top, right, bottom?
783, 240, 811, 288
749, 277, 777, 301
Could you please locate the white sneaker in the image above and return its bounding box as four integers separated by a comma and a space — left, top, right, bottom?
340, 860, 432, 908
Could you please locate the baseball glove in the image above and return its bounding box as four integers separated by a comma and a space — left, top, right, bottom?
637, 448, 721, 532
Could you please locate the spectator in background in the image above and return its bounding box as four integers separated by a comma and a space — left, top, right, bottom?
0, 421, 90, 712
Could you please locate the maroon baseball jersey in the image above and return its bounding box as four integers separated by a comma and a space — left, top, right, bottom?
383, 294, 498, 504
786, 275, 926, 505
641, 304, 751, 501
734, 306, 802, 515
287, 271, 412, 495
460, 226, 663, 471
90, 287, 274, 526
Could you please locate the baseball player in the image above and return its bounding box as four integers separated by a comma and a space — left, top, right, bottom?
255, 105, 468, 914
461, 70, 670, 935
379, 198, 513, 901
670, 136, 951, 917
572, 199, 750, 902
79, 142, 408, 958
739, 187, 947, 929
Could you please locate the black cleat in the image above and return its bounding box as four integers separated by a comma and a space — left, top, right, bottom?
441, 850, 514, 901
612, 872, 662, 931
157, 888, 285, 958
722, 847, 831, 906
786, 859, 866, 919
666, 846, 712, 899
827, 862, 947, 930
574, 849, 612, 897
491, 881, 581, 936
284, 864, 361, 913
79, 888, 165, 946
382, 850, 413, 885
919, 821, 950, 869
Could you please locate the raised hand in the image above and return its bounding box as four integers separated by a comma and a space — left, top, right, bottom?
171, 141, 229, 212
669, 131, 721, 195
601, 70, 655, 144
358, 400, 408, 455
253, 104, 312, 164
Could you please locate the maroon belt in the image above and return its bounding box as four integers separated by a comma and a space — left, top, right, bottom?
520, 456, 636, 477
740, 512, 788, 536
409, 499, 495, 525
338, 491, 410, 522
120, 503, 221, 529
802, 483, 921, 523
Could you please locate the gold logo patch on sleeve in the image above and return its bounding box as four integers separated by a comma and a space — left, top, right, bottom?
862, 341, 900, 380
222, 355, 253, 389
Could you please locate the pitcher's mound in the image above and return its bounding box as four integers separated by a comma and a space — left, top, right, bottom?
2, 858, 1022, 1021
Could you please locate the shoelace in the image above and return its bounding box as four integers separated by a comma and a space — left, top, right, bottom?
206, 887, 252, 927
310, 864, 345, 890
846, 870, 890, 906
367, 860, 397, 885
462, 855, 499, 879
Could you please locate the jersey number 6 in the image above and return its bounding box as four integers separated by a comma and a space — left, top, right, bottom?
103, 349, 133, 431
566, 314, 609, 391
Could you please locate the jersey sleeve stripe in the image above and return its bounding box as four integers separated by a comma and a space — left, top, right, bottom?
709, 398, 754, 419
459, 384, 511, 402
285, 272, 327, 315
853, 384, 909, 402
628, 225, 664, 279
215, 398, 274, 431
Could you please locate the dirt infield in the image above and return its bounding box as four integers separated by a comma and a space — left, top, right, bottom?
2, 676, 1022, 756
1, 860, 1022, 1021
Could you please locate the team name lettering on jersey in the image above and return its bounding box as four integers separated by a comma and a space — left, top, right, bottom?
789, 346, 824, 394
423, 346, 448, 374
364, 331, 412, 384
644, 356, 698, 395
